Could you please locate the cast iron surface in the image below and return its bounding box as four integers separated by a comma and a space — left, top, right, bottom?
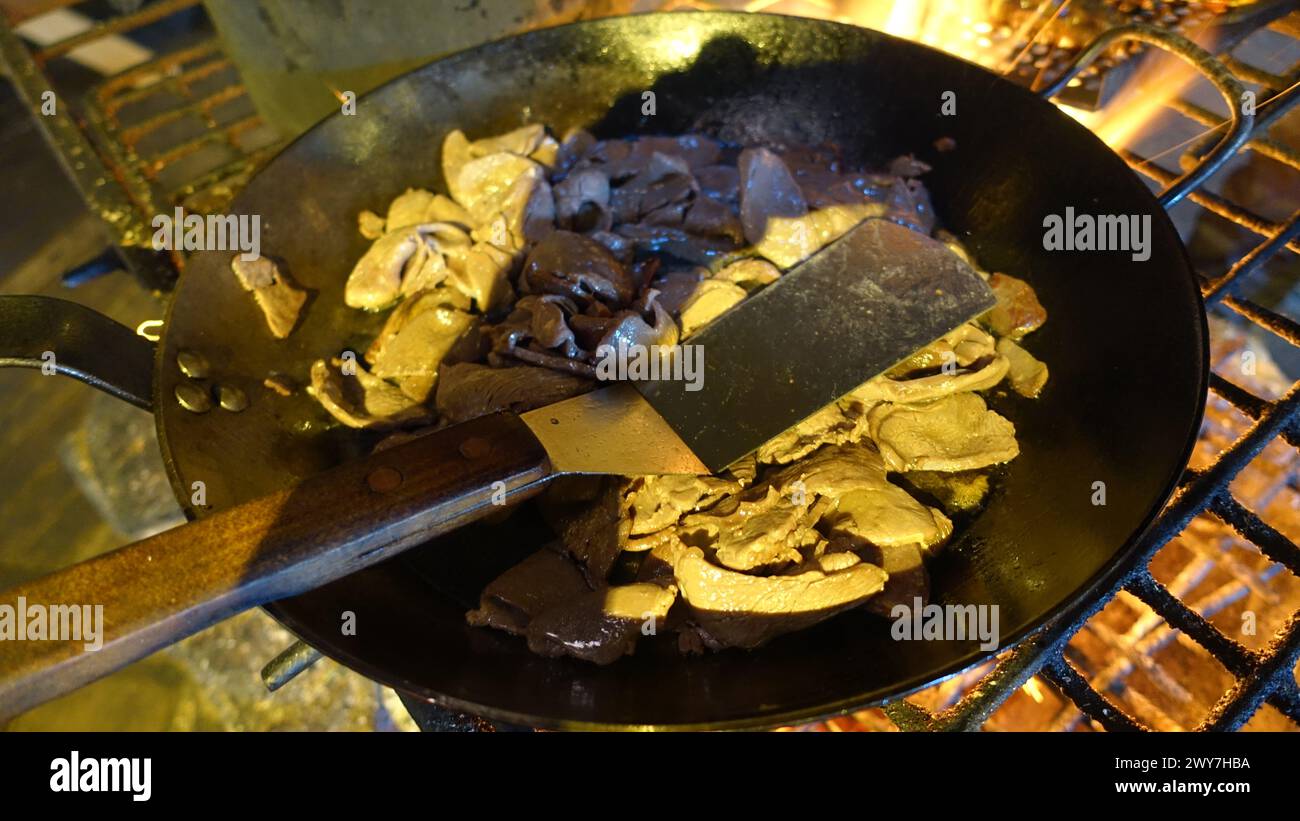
160, 12, 1207, 728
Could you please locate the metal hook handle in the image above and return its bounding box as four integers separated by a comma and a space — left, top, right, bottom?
1036, 23, 1253, 209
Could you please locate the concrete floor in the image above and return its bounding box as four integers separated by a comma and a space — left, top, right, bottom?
0, 66, 408, 731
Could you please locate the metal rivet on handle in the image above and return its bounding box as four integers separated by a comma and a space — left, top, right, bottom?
176, 349, 210, 379
175, 383, 212, 413
367, 466, 403, 493
217, 384, 249, 412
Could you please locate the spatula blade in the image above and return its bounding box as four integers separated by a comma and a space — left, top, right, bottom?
634, 218, 996, 472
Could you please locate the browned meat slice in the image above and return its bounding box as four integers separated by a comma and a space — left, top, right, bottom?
851, 352, 1009, 404
677, 486, 814, 571
714, 257, 780, 291
677, 278, 746, 337
365, 291, 476, 402
466, 547, 590, 636
769, 441, 890, 498
307, 358, 434, 430
433, 362, 592, 424
541, 478, 631, 586
858, 542, 929, 617
887, 323, 994, 377
554, 167, 611, 232
754, 203, 887, 269
525, 583, 677, 665
738, 147, 807, 245
822, 487, 953, 550
694, 164, 739, 203
592, 291, 679, 354
674, 548, 887, 650
385, 188, 471, 230
867, 393, 1019, 473
756, 399, 871, 465
594, 134, 722, 179
997, 337, 1049, 398
774, 443, 953, 549
683, 195, 743, 243
982, 272, 1047, 339
520, 230, 636, 307
230, 255, 307, 339
626, 474, 737, 536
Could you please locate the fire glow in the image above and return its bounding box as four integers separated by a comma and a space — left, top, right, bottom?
727, 0, 1212, 152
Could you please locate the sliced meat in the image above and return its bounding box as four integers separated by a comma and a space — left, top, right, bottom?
738, 147, 807, 245
434, 362, 592, 424
867, 393, 1019, 472
714, 257, 780, 291
677, 486, 812, 571
525, 583, 677, 665
307, 358, 433, 430
858, 542, 929, 617
902, 469, 992, 514
674, 547, 887, 650
821, 486, 953, 551
542, 478, 631, 586
466, 547, 590, 636
852, 353, 1009, 405
997, 337, 1049, 398
756, 399, 871, 465
520, 230, 636, 308
888, 323, 995, 377
982, 272, 1047, 339
677, 278, 745, 337
230, 255, 308, 339
554, 167, 611, 231
345, 225, 457, 310
754, 203, 888, 269
627, 474, 737, 536
365, 292, 476, 402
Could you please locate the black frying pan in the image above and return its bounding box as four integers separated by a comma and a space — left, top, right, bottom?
5, 12, 1208, 729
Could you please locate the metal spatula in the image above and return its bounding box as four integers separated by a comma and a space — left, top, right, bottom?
0, 219, 993, 715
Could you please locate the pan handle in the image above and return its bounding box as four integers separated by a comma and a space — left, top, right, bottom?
0, 295, 156, 411
1034, 23, 1253, 209
0, 410, 553, 718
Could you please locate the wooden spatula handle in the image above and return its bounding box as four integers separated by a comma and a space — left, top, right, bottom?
0, 411, 551, 717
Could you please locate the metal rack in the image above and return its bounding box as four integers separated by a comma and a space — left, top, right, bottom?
879, 13, 1300, 733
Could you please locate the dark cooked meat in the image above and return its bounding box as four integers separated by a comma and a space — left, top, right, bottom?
466, 546, 590, 636
525, 583, 677, 665
738, 147, 807, 245
540, 478, 632, 586
520, 230, 636, 307
434, 362, 592, 424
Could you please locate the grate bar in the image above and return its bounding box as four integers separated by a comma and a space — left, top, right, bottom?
1210, 494, 1300, 578
1040, 657, 1145, 732
33, 0, 201, 63
1266, 682, 1300, 724
1124, 571, 1256, 676
1207, 373, 1300, 450
1221, 295, 1300, 348
1203, 209, 1300, 302
1204, 611, 1300, 730
1123, 156, 1300, 258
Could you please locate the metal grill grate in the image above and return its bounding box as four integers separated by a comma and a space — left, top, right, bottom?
0, 0, 283, 289
833, 11, 1300, 734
